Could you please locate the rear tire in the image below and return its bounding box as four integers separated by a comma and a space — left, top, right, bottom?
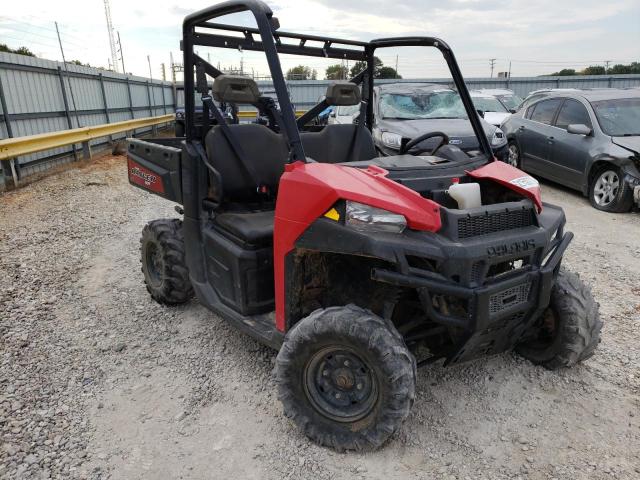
140, 219, 193, 304
516, 267, 602, 370
276, 305, 416, 451
506, 141, 521, 168
589, 166, 633, 212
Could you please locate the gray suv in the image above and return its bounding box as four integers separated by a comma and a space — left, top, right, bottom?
502, 88, 640, 212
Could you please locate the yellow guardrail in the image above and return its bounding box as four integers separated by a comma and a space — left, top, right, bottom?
0, 114, 174, 161
237, 110, 307, 119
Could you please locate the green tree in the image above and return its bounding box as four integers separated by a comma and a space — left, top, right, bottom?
350, 56, 383, 77
376, 66, 402, 79
13, 46, 35, 57
325, 64, 348, 80
582, 65, 606, 75
551, 68, 577, 76
286, 65, 317, 80
0, 44, 36, 57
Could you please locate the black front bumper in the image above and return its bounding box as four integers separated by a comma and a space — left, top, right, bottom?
296, 198, 568, 365
372, 230, 571, 364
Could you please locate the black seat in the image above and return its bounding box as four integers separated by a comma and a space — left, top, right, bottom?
300, 125, 376, 164
205, 123, 289, 203
214, 210, 274, 246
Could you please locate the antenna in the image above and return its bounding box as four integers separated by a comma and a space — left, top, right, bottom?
103, 0, 120, 73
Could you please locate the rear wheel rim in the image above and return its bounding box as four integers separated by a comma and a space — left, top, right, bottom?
593, 170, 620, 207
145, 243, 163, 287
303, 346, 378, 423
507, 144, 519, 167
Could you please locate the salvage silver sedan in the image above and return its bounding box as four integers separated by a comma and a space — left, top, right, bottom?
501, 88, 640, 212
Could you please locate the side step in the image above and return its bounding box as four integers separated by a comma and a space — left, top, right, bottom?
192, 280, 284, 350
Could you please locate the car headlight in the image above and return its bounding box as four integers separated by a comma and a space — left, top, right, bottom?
381, 131, 402, 150
491, 127, 506, 147
345, 201, 407, 234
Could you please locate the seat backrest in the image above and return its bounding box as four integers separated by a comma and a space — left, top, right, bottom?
300, 124, 377, 164
205, 123, 289, 202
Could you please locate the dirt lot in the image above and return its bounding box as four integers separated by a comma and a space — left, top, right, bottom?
1, 154, 639, 480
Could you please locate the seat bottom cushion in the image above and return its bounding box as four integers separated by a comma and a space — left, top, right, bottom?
214, 210, 274, 246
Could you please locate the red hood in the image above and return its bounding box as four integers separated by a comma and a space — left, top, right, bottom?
467, 162, 542, 212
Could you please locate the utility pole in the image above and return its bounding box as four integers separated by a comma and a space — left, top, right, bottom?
170, 52, 176, 83
147, 55, 156, 107
489, 58, 497, 78
117, 31, 125, 73
161, 63, 166, 81
55, 21, 80, 128
395, 54, 399, 76
103, 0, 120, 73
605, 60, 611, 73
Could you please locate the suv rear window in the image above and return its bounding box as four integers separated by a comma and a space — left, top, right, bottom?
555, 99, 592, 129
529, 98, 562, 125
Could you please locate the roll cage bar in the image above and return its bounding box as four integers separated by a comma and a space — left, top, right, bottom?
182, 0, 493, 160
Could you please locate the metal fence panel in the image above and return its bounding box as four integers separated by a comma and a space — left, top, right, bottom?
0, 52, 174, 180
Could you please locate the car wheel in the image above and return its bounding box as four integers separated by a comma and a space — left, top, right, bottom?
507, 142, 520, 168
589, 167, 633, 212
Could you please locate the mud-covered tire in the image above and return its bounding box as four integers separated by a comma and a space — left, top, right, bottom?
275, 305, 416, 451
140, 219, 193, 305
516, 268, 602, 370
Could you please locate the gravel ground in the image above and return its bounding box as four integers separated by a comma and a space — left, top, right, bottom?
1, 154, 639, 480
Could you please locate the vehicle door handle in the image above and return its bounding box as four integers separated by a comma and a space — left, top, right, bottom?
518, 126, 525, 131
547, 136, 554, 144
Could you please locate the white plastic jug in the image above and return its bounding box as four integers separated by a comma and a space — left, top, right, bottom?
448, 181, 481, 209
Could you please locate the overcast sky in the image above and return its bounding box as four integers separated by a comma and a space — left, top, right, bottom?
1, 0, 638, 81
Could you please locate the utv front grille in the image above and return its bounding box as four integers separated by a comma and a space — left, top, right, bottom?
489, 282, 531, 315
458, 208, 535, 239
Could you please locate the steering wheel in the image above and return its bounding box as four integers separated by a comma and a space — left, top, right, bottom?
400, 131, 450, 156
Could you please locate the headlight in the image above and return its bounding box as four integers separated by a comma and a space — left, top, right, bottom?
491, 127, 506, 147
175, 111, 184, 119
381, 131, 402, 149
345, 201, 407, 234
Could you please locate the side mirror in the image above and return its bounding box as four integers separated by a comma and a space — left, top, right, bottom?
567, 124, 592, 136
352, 112, 361, 125
476, 109, 485, 118
509, 109, 517, 114
330, 111, 336, 118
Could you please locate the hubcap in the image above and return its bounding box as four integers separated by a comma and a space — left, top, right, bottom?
593, 170, 620, 206
145, 243, 163, 287
303, 347, 378, 422
507, 145, 519, 167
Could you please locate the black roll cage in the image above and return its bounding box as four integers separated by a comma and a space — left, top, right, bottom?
182, 0, 493, 161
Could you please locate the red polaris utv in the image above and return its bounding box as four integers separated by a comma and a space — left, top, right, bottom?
127, 0, 602, 451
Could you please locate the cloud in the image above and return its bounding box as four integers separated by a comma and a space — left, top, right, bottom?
1, 0, 638, 79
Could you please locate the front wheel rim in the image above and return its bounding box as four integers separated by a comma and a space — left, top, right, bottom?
507, 145, 519, 167
593, 170, 620, 206
303, 346, 378, 423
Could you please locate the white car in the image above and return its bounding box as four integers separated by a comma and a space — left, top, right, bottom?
470, 89, 523, 127
328, 104, 360, 125
474, 88, 524, 112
